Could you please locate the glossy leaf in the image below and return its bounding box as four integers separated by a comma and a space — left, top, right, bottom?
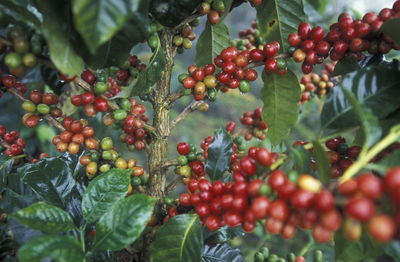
17, 235, 84, 262
261, 70, 301, 145
11, 202, 75, 233
205, 129, 234, 181
381, 17, 400, 46
202, 243, 245, 262
256, 0, 305, 51
288, 146, 313, 174
385, 240, 400, 261
203, 226, 245, 244
150, 214, 203, 262
72, 0, 141, 53
34, 0, 84, 77
221, 0, 233, 20
82, 168, 130, 223
94, 194, 156, 251
341, 87, 382, 151
18, 157, 75, 208
321, 62, 400, 130
332, 54, 384, 77
195, 21, 230, 67
0, 1, 40, 29
312, 140, 331, 184
334, 233, 364, 262
0, 155, 14, 189
120, 36, 166, 97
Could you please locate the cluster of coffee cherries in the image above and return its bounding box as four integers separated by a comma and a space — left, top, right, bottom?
79, 137, 148, 185
172, 24, 197, 50
2, 27, 40, 77
0, 126, 25, 156
52, 117, 96, 154
289, 1, 400, 74
339, 167, 400, 243
179, 63, 218, 101
114, 98, 151, 151
175, 142, 205, 180
230, 107, 268, 141
232, 20, 264, 51
0, 73, 27, 100
22, 90, 61, 128
199, 0, 226, 24
299, 63, 336, 103
254, 247, 323, 262
324, 136, 360, 178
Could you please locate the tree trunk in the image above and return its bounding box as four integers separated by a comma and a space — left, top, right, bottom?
140, 29, 174, 261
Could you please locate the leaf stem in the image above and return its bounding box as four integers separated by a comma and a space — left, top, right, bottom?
339, 127, 400, 183
79, 227, 86, 259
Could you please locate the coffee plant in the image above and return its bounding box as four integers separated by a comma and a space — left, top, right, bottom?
0, 0, 400, 261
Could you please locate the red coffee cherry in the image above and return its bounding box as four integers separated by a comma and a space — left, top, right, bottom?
268, 170, 287, 191
94, 97, 109, 112
239, 156, 256, 176
177, 142, 190, 155
357, 173, 382, 200
314, 190, 334, 212
298, 22, 311, 39
288, 33, 302, 47
368, 215, 396, 243
345, 197, 375, 221
251, 196, 270, 219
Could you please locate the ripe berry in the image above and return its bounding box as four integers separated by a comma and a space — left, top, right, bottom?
301, 40, 315, 52
206, 215, 221, 231
298, 22, 311, 39
363, 12, 379, 25
383, 167, 400, 193
71, 94, 83, 106
82, 92, 95, 104
177, 142, 190, 155
310, 26, 325, 42
81, 69, 96, 85
290, 189, 314, 209
345, 197, 375, 221
368, 215, 395, 243
357, 173, 382, 199
255, 148, 272, 166
288, 33, 302, 47
264, 58, 278, 73
251, 196, 270, 219
250, 49, 265, 61
223, 211, 242, 227
94, 97, 109, 112
183, 77, 196, 89
263, 44, 278, 58
239, 157, 256, 175
314, 190, 334, 212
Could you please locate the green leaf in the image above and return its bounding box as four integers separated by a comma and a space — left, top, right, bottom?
205, 129, 233, 182
195, 21, 230, 67
18, 157, 75, 208
82, 168, 130, 224
94, 194, 156, 251
321, 61, 400, 130
150, 214, 203, 262
0, 1, 41, 29
72, 0, 141, 53
202, 243, 245, 262
334, 232, 364, 262
341, 87, 382, 152
221, 0, 233, 20
288, 146, 313, 174
36, 124, 57, 144
305, 0, 327, 14
11, 202, 75, 233
256, 0, 306, 51
376, 150, 400, 170
17, 235, 84, 262
261, 70, 301, 145
33, 0, 85, 77
312, 140, 331, 184
385, 240, 400, 261
381, 17, 400, 46
203, 226, 245, 244
119, 36, 165, 97
331, 56, 361, 77
0, 155, 14, 189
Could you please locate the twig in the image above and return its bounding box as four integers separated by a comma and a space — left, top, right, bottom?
171, 13, 203, 32
168, 90, 185, 104
165, 176, 183, 195
170, 100, 202, 129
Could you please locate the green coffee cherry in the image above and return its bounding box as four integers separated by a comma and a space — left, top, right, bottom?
120, 98, 131, 111
259, 184, 271, 196
22, 101, 36, 113
101, 137, 113, 150
314, 250, 323, 262
187, 152, 196, 161
260, 247, 269, 258
164, 196, 174, 206
99, 164, 111, 173
178, 73, 189, 83
113, 109, 127, 121
287, 253, 296, 262
287, 170, 299, 183
94, 82, 108, 94
267, 254, 278, 262
37, 104, 50, 114
254, 252, 264, 262
102, 150, 113, 160
132, 176, 141, 186
178, 155, 188, 166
